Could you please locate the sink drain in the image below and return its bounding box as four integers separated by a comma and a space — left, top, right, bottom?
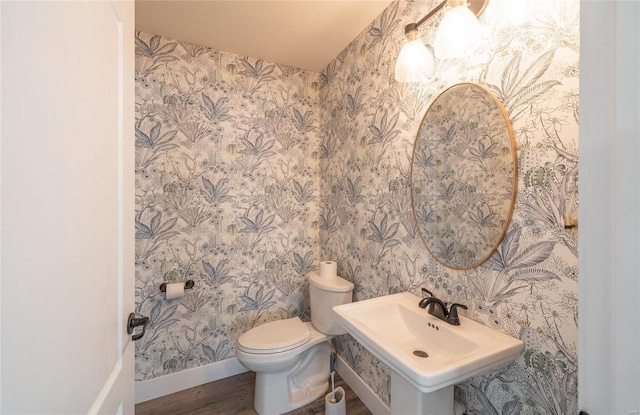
413, 350, 428, 358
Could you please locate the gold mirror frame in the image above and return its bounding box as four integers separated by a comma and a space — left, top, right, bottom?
410, 83, 517, 270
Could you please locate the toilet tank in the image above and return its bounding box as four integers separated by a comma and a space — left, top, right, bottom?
308, 271, 354, 335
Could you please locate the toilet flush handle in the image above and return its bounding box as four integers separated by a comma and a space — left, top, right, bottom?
127, 313, 149, 341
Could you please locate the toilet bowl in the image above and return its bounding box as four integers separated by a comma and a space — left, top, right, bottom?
236, 272, 354, 415
237, 318, 331, 414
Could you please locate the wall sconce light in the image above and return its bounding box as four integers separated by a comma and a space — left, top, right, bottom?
394, 0, 488, 83
394, 23, 435, 83
482, 0, 528, 27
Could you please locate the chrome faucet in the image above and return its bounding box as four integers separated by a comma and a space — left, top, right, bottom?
418, 288, 468, 326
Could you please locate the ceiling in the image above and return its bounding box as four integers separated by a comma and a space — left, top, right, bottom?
135, 0, 395, 73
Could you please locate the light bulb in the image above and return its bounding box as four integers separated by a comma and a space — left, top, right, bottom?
394, 30, 434, 83
433, 4, 483, 60
483, 0, 529, 27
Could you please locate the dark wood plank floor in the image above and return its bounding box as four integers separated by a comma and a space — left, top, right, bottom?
136, 371, 372, 415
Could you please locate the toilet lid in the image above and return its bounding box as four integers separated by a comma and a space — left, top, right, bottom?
237, 317, 311, 354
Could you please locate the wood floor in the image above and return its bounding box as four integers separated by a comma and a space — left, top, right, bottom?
135, 371, 372, 415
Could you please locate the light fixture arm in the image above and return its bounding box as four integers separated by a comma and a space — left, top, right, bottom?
409, 0, 447, 33
406, 0, 487, 34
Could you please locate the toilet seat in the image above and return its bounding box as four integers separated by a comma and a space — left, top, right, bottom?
238, 317, 311, 354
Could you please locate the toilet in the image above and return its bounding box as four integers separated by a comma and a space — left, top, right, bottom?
236, 271, 354, 415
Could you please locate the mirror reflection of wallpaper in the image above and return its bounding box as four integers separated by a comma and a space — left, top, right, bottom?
412, 83, 517, 270
320, 1, 579, 414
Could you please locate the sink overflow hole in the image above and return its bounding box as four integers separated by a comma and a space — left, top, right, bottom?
413, 350, 429, 358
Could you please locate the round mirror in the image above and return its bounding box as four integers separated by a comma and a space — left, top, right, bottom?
411, 83, 517, 270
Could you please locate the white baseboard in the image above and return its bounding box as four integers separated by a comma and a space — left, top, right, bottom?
335, 354, 390, 415
135, 357, 248, 404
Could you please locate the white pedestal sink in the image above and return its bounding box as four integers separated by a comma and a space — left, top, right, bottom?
333, 292, 524, 415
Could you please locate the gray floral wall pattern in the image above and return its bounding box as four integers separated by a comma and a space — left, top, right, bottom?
135, 0, 579, 412
319, 0, 579, 413
135, 32, 321, 380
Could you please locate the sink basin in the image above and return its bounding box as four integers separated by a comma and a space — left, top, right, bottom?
333, 292, 524, 396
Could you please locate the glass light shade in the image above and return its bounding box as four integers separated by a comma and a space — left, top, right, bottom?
394, 39, 434, 83
433, 5, 483, 60
483, 0, 528, 27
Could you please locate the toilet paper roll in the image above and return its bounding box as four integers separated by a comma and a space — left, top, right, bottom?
319, 261, 337, 278
165, 282, 185, 300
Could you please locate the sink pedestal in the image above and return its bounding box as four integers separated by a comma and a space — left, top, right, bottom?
333, 293, 524, 414
390, 372, 454, 415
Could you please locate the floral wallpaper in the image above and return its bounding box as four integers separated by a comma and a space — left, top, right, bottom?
320, 0, 579, 414
135, 0, 579, 412
134, 32, 321, 380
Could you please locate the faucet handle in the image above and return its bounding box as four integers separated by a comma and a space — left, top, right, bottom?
421, 288, 434, 297
446, 303, 468, 326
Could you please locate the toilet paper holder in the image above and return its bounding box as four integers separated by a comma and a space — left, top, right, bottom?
160, 279, 195, 293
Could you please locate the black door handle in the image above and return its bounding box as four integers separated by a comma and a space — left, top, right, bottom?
127, 312, 149, 341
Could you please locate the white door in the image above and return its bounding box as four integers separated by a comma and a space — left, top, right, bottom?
1, 1, 136, 414
579, 1, 640, 414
